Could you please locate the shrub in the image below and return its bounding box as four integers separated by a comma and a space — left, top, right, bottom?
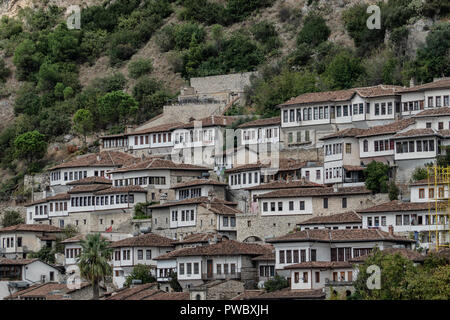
324, 50, 364, 89
264, 275, 289, 292
251, 21, 281, 54
92, 73, 127, 93
364, 161, 390, 193
297, 13, 330, 48
411, 167, 428, 181
128, 58, 153, 79
132, 77, 162, 102
278, 4, 293, 22
0, 58, 11, 82
155, 25, 176, 52
1, 210, 24, 227
13, 130, 48, 165
388, 182, 399, 200
173, 23, 206, 51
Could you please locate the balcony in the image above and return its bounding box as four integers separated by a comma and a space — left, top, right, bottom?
201, 272, 241, 281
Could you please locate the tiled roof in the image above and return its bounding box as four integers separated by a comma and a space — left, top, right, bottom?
393, 128, 439, 139
110, 233, 175, 248
67, 184, 111, 194
156, 239, 272, 258
267, 228, 414, 243
237, 117, 280, 128
66, 176, 112, 185
225, 158, 306, 174
110, 157, 209, 173
298, 211, 362, 225
200, 202, 242, 215
283, 261, 352, 269
320, 128, 367, 140
252, 288, 325, 300
349, 248, 425, 263
252, 251, 275, 261
176, 233, 223, 244
343, 165, 365, 172
60, 234, 84, 244
25, 193, 71, 206
257, 186, 371, 199
172, 179, 227, 189
246, 180, 325, 191
279, 85, 402, 107
144, 291, 190, 300
357, 200, 436, 213
409, 178, 444, 186
414, 107, 450, 118
0, 224, 63, 233
398, 78, 450, 93
6, 282, 91, 300
105, 283, 159, 300
0, 258, 38, 265
356, 118, 416, 138
94, 185, 147, 195
49, 151, 138, 170
128, 122, 184, 136
148, 197, 236, 209
232, 290, 265, 300
177, 116, 236, 129
225, 162, 265, 173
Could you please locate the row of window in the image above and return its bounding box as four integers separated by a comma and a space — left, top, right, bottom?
303, 169, 321, 181
395, 140, 436, 154
71, 194, 134, 207
259, 265, 275, 277
50, 171, 61, 181
103, 138, 128, 148
263, 201, 306, 212
65, 248, 81, 259
1, 237, 21, 248
179, 188, 201, 200
222, 216, 236, 228
395, 214, 448, 226
418, 187, 444, 199
427, 95, 450, 108
216, 263, 237, 275
179, 262, 200, 275
174, 129, 215, 144
134, 133, 172, 146
114, 176, 167, 187
325, 143, 343, 156
279, 249, 316, 264
287, 130, 311, 143
242, 128, 278, 141
229, 172, 260, 186
374, 102, 394, 116
325, 167, 343, 180
171, 209, 195, 222
367, 216, 387, 227
114, 249, 132, 261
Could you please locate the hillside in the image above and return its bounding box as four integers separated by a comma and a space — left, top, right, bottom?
0, 0, 448, 205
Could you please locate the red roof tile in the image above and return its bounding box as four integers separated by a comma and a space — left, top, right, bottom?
393, 128, 439, 139
246, 180, 325, 191
49, 151, 138, 170
93, 185, 147, 195
237, 117, 280, 128
349, 248, 425, 262
110, 157, 209, 173
398, 78, 450, 93
320, 128, 367, 140
172, 179, 227, 189
66, 176, 112, 185
357, 200, 438, 213
356, 118, 416, 138
0, 224, 63, 233
414, 106, 450, 118
253, 288, 325, 300
284, 261, 352, 269
298, 211, 362, 225
177, 116, 236, 129
110, 233, 175, 248
257, 186, 371, 199
25, 193, 70, 206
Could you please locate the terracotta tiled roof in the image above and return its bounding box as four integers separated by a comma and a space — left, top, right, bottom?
246, 180, 324, 191
237, 117, 280, 128
283, 261, 353, 269
172, 179, 227, 189
343, 165, 365, 172
267, 228, 414, 243
25, 193, 71, 206
393, 128, 439, 139
66, 176, 112, 185
252, 288, 325, 300
320, 128, 367, 140
409, 178, 445, 186
106, 283, 159, 300
157, 240, 272, 258
128, 122, 184, 135
277, 158, 307, 171
49, 151, 138, 170
349, 248, 425, 263
431, 248, 450, 261
257, 186, 371, 199
67, 184, 111, 194
176, 233, 223, 244
177, 116, 236, 129
252, 251, 275, 261
0, 258, 38, 265
356, 118, 416, 138
144, 291, 190, 300
398, 78, 450, 93
0, 224, 63, 233
414, 106, 450, 118
6, 282, 91, 300
148, 197, 236, 209
110, 233, 175, 248
357, 200, 436, 213
298, 211, 362, 226
200, 202, 242, 215
225, 162, 265, 174
232, 290, 265, 300
110, 157, 209, 173
279, 85, 402, 107
60, 234, 84, 244
94, 185, 147, 195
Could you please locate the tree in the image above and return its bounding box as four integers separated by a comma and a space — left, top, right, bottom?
98, 91, 138, 127
264, 274, 289, 292
168, 270, 182, 292
77, 233, 112, 300
73, 109, 94, 146
13, 131, 47, 166
0, 58, 11, 83
125, 264, 156, 287
1, 210, 24, 227
411, 167, 428, 181
29, 246, 55, 264
388, 182, 399, 201
364, 161, 390, 193
128, 58, 153, 79
325, 50, 364, 89
297, 13, 330, 47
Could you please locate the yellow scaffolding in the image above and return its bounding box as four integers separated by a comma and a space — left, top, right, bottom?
426, 166, 450, 251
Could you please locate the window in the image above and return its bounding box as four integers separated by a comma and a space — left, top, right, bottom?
323, 198, 328, 209
278, 202, 283, 211
286, 250, 292, 263
299, 201, 305, 210
279, 250, 285, 264
179, 263, 185, 275
263, 202, 268, 212
345, 143, 351, 154
310, 249, 316, 261
224, 264, 229, 274
187, 263, 192, 275
396, 215, 402, 226
194, 263, 199, 274
303, 272, 308, 283
293, 250, 299, 263
429, 188, 435, 198
137, 250, 143, 260
294, 272, 299, 283
315, 272, 320, 283
217, 264, 222, 274
363, 140, 368, 152
271, 202, 276, 212
342, 198, 347, 208
146, 250, 151, 260
289, 201, 294, 211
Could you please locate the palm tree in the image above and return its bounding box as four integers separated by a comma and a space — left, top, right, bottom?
77, 233, 112, 300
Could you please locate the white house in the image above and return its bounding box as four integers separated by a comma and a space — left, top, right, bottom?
110, 233, 175, 289
172, 179, 227, 201
0, 258, 62, 300
297, 211, 362, 231
237, 117, 280, 146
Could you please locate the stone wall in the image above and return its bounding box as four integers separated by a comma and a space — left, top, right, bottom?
189, 72, 256, 96
205, 280, 245, 300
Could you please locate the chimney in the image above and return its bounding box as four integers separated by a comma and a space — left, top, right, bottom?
159, 193, 168, 204
388, 225, 394, 236
409, 77, 416, 88
96, 155, 101, 162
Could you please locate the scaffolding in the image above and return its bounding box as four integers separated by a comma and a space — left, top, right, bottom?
427, 166, 450, 251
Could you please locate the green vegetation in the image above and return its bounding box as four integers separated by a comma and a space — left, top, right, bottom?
168, 270, 183, 292
264, 274, 289, 292
0, 210, 24, 227
125, 264, 156, 287
411, 167, 428, 181
353, 248, 450, 299
388, 182, 400, 200
29, 246, 55, 264
78, 233, 113, 300
13, 131, 47, 167
73, 109, 94, 146
128, 58, 154, 79
364, 161, 390, 193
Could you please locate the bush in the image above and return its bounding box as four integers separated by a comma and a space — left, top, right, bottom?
14, 83, 41, 116
173, 23, 206, 51
388, 182, 399, 200
324, 50, 364, 89
278, 4, 293, 22
13, 130, 48, 165
128, 58, 153, 79
411, 167, 428, 181
264, 275, 289, 292
155, 25, 176, 52
297, 13, 330, 48
92, 73, 127, 93
364, 161, 390, 193
251, 21, 281, 54
1, 210, 24, 227
125, 264, 156, 287
0, 58, 11, 82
